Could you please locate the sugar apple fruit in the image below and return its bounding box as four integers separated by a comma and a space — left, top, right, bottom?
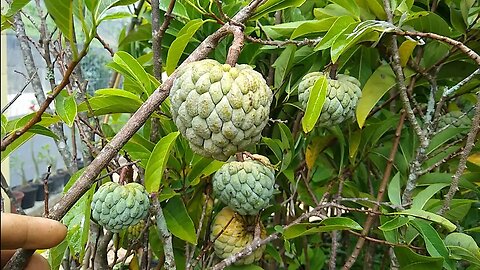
438, 111, 472, 130
211, 207, 266, 265
91, 182, 150, 232
298, 72, 362, 127
213, 154, 275, 215
120, 220, 146, 249
170, 59, 273, 161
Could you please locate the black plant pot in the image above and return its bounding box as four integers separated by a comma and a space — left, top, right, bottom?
14, 185, 37, 209
57, 169, 71, 186
42, 173, 64, 194
32, 182, 46, 201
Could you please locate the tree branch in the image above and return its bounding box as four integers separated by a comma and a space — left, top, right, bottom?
342, 113, 406, 270
439, 92, 480, 215
152, 194, 176, 270
4, 1, 268, 268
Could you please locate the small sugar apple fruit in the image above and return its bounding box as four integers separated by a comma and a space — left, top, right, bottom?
170, 59, 273, 161
211, 207, 266, 265
213, 154, 275, 215
91, 182, 150, 233
438, 111, 472, 131
298, 72, 362, 127
120, 220, 146, 249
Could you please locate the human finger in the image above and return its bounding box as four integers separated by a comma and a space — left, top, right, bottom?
1, 213, 67, 249
1, 250, 51, 270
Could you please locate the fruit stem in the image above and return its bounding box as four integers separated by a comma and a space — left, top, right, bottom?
329, 63, 338, 80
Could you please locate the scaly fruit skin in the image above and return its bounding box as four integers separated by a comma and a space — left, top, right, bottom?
438, 111, 472, 130
170, 59, 273, 161
91, 182, 150, 233
211, 207, 266, 265
213, 155, 275, 215
121, 220, 146, 249
298, 72, 362, 127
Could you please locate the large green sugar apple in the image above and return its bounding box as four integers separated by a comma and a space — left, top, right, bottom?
170, 59, 273, 161
213, 154, 275, 215
211, 207, 266, 265
298, 72, 362, 127
91, 182, 150, 232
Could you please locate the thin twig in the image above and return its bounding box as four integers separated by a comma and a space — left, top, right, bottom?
43, 165, 52, 217
95, 34, 114, 57
1, 71, 37, 114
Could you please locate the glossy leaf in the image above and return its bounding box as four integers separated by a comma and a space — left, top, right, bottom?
166, 19, 205, 75
302, 74, 328, 133
314, 16, 356, 51
44, 0, 73, 42
411, 219, 454, 270
272, 45, 296, 89
284, 217, 362, 239
163, 196, 197, 244
250, 0, 307, 21
55, 90, 77, 127
379, 216, 410, 231
398, 39, 417, 67
145, 132, 180, 193
394, 247, 443, 270
290, 17, 337, 39
356, 64, 414, 128
48, 239, 69, 270
389, 209, 456, 232
411, 183, 449, 210
445, 232, 480, 266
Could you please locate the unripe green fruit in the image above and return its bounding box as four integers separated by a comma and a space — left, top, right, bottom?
298, 72, 362, 127
170, 59, 273, 161
91, 182, 150, 233
210, 207, 266, 265
438, 111, 472, 130
121, 220, 146, 250
213, 155, 275, 215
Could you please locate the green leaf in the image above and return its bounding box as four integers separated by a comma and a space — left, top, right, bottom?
398, 39, 417, 67
99, 11, 131, 22
145, 132, 180, 193
186, 158, 224, 186
411, 219, 454, 270
225, 265, 264, 270
290, 17, 337, 39
403, 11, 451, 36
118, 23, 152, 48
411, 183, 449, 210
379, 216, 410, 231
302, 74, 328, 133
160, 0, 189, 20
272, 45, 296, 89
45, 0, 74, 43
314, 16, 356, 51
445, 232, 480, 266
78, 91, 143, 116
250, 0, 307, 21
389, 209, 456, 232
355, 64, 414, 128
166, 19, 206, 75
63, 184, 95, 260
163, 196, 197, 244
394, 247, 444, 270
2, 0, 31, 17
55, 90, 77, 127
48, 239, 69, 270
1, 132, 34, 161
284, 217, 362, 239
113, 52, 153, 95
1, 114, 6, 138
27, 125, 60, 140
388, 172, 402, 206
64, 168, 86, 192
331, 0, 359, 18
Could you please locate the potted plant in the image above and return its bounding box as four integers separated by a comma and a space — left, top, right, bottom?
11, 156, 37, 209
10, 190, 24, 214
